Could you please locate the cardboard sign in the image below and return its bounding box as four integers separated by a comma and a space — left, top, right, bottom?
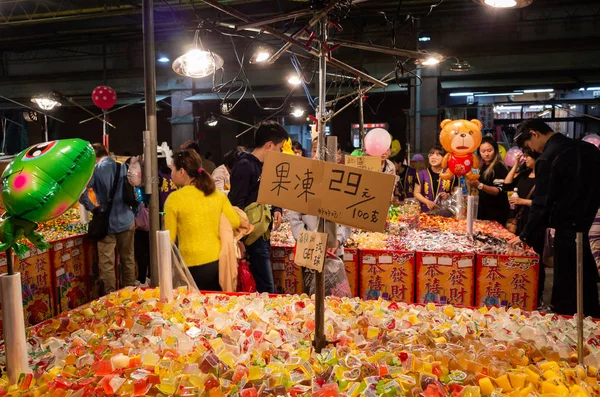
344, 156, 381, 172
294, 230, 328, 272
258, 152, 395, 232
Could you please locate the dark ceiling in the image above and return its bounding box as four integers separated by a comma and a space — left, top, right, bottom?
1, 0, 599, 102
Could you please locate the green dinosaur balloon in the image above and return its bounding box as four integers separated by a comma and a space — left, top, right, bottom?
0, 139, 95, 258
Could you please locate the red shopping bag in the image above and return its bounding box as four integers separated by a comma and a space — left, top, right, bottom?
237, 259, 257, 293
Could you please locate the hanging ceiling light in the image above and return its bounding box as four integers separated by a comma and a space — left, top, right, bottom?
287, 74, 302, 86
205, 115, 219, 127
449, 60, 471, 72
173, 49, 224, 78
290, 108, 305, 118
31, 94, 61, 111
249, 47, 272, 64
473, 0, 533, 8
419, 55, 443, 66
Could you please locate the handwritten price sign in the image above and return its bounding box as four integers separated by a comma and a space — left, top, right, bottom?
258, 152, 395, 232
344, 155, 381, 172
294, 230, 328, 272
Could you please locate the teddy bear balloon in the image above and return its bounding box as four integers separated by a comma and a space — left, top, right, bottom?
439, 119, 483, 181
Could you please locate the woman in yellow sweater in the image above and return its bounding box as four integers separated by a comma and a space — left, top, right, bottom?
165, 150, 240, 290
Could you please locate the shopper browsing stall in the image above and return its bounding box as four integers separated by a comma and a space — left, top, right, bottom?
80, 144, 136, 295
503, 147, 544, 308
212, 146, 246, 196
414, 146, 456, 213
513, 119, 600, 317
164, 150, 240, 291
468, 137, 510, 225
229, 120, 288, 293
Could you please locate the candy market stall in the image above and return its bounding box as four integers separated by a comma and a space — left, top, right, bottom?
1, 287, 599, 396
0, 209, 94, 335
271, 210, 540, 311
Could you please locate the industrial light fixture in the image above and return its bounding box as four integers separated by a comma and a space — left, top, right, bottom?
474, 0, 533, 8
587, 87, 600, 91
417, 54, 443, 66
31, 93, 61, 142
290, 108, 305, 118
173, 49, 224, 78
418, 36, 431, 42
475, 92, 523, 97
31, 94, 61, 111
287, 74, 302, 86
450, 92, 475, 97
205, 115, 219, 127
157, 56, 170, 63
249, 47, 272, 64
579, 88, 586, 91
522, 89, 554, 94
449, 60, 471, 72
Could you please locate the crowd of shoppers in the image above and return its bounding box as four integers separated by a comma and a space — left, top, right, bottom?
80, 117, 599, 318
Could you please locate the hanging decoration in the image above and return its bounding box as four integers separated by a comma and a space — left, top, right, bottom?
0, 139, 95, 257
91, 86, 117, 110
439, 119, 483, 180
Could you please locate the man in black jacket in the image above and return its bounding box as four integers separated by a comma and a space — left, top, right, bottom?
229, 121, 288, 293
512, 119, 600, 317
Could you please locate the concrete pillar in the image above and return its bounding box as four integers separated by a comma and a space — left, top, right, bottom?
170, 89, 194, 150
409, 66, 440, 155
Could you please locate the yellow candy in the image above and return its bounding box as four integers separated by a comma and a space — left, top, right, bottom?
495, 375, 512, 392
539, 361, 560, 372
367, 326, 379, 339
508, 373, 526, 389
541, 380, 558, 394
542, 369, 561, 380
525, 367, 540, 385
444, 305, 455, 318
407, 315, 420, 325
479, 377, 495, 395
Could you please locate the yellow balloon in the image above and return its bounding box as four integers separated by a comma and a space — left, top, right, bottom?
499, 144, 507, 159
390, 139, 401, 157
281, 138, 295, 155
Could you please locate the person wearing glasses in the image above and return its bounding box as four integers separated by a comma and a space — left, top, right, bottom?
414, 146, 457, 213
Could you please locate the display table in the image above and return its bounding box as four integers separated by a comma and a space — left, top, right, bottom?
1, 288, 599, 396
0, 234, 95, 336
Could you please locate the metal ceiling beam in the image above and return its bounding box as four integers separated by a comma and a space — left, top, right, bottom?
236, 8, 315, 31
199, 0, 387, 88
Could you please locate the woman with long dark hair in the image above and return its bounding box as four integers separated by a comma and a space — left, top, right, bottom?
164, 149, 240, 290
468, 136, 510, 225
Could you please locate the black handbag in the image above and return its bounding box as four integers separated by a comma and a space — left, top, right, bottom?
88, 163, 121, 241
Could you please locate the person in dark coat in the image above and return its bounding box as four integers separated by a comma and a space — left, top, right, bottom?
511, 119, 600, 317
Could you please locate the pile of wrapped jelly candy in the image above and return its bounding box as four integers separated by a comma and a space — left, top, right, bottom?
2, 287, 600, 397
36, 209, 88, 242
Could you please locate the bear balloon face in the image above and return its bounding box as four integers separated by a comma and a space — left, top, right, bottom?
439, 119, 483, 157
1, 139, 95, 223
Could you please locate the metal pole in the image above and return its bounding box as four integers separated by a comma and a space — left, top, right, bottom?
1, 118, 5, 154
103, 110, 108, 151
314, 16, 329, 354
576, 232, 584, 365
142, 0, 160, 288
44, 114, 48, 142
358, 79, 365, 150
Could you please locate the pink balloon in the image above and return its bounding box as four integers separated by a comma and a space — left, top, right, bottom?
364, 128, 392, 157
504, 147, 522, 168
583, 134, 600, 149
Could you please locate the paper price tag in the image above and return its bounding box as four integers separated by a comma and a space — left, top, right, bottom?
344, 156, 381, 172
294, 230, 328, 272
379, 255, 393, 264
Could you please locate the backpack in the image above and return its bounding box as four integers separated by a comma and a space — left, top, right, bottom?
121, 162, 139, 209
